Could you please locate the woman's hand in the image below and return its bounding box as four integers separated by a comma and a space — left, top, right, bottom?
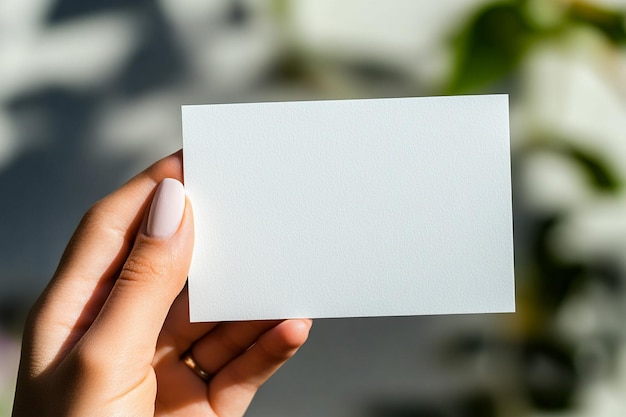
12, 151, 312, 417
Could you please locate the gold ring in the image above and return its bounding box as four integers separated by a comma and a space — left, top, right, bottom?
181, 350, 212, 382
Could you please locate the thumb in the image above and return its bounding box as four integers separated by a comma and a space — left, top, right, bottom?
78, 178, 193, 372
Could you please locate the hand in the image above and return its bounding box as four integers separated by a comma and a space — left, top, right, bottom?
12, 150, 312, 417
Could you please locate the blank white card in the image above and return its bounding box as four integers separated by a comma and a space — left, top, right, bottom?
182, 95, 514, 322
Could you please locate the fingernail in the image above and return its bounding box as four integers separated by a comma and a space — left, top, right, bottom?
146, 178, 186, 238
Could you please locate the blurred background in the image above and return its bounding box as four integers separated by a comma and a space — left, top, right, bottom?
1, 0, 626, 416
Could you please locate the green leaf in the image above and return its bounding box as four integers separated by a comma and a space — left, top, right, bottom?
525, 141, 622, 192
568, 2, 626, 44
565, 146, 621, 191
448, 2, 532, 94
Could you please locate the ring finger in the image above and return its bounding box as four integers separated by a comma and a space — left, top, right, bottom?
187, 320, 282, 376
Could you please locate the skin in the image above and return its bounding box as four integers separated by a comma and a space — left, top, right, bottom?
12, 150, 312, 417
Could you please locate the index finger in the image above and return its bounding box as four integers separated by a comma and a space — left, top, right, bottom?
27, 150, 185, 374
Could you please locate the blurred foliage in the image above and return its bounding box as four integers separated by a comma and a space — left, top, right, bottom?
448, 0, 626, 93
369, 392, 495, 417
569, 1, 626, 44
448, 1, 532, 94
444, 0, 626, 414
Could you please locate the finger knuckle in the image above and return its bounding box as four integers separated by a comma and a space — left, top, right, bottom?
80, 201, 112, 232
258, 339, 295, 363
83, 200, 131, 241
227, 366, 259, 393
219, 332, 249, 354
120, 252, 165, 284
72, 344, 109, 379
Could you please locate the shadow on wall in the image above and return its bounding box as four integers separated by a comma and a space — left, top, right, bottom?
0, 0, 190, 327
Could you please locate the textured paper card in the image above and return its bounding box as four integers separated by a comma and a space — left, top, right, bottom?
182, 95, 514, 322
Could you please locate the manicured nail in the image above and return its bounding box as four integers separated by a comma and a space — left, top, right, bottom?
146, 178, 185, 238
